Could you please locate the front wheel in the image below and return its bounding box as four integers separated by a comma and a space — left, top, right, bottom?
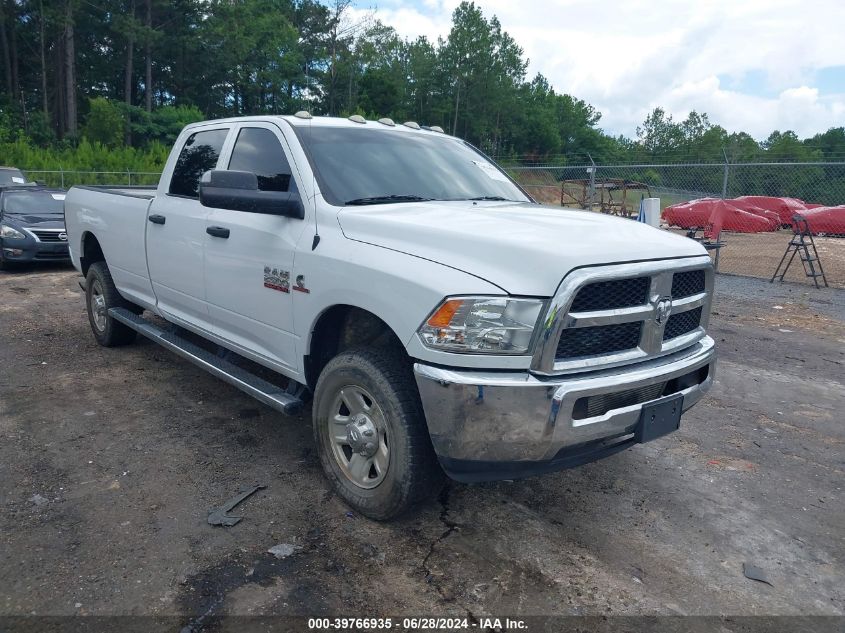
85, 261, 137, 347
313, 346, 444, 520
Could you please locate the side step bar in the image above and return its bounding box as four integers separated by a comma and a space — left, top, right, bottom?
109, 307, 304, 415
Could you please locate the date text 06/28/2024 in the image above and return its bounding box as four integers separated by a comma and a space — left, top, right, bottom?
307, 617, 528, 630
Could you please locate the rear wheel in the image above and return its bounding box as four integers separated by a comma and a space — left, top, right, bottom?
313, 346, 444, 520
85, 261, 137, 347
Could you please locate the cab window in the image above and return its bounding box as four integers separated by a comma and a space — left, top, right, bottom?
169, 128, 229, 198
228, 127, 294, 192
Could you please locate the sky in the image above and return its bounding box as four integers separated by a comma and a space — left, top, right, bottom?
349, 0, 845, 141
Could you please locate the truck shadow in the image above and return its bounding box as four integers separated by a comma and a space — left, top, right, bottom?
0, 261, 75, 276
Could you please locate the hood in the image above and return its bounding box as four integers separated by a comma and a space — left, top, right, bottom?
3, 213, 64, 226
338, 201, 707, 295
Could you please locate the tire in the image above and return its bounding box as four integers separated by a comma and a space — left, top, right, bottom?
313, 346, 444, 520
85, 261, 138, 347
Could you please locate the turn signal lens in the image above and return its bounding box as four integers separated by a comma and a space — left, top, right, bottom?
426, 299, 464, 328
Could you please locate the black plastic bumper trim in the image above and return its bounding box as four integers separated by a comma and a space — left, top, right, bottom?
437, 434, 638, 483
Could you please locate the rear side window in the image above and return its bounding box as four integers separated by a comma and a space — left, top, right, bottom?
228, 127, 293, 192
169, 128, 229, 198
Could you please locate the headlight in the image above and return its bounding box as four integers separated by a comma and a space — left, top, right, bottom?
0, 224, 25, 239
418, 296, 546, 354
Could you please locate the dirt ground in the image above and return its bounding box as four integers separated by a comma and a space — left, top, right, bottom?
670, 228, 845, 290
1, 265, 843, 629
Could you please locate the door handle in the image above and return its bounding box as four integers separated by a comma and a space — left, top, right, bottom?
206, 226, 230, 239
148, 214, 166, 225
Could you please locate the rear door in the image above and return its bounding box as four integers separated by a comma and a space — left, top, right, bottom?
203, 122, 308, 373
147, 126, 230, 332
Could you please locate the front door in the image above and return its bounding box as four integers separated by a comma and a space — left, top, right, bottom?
147, 126, 230, 333
203, 123, 308, 374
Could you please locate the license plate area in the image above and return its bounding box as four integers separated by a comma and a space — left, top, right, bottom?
635, 394, 683, 443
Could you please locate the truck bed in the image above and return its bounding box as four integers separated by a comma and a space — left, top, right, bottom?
72, 185, 157, 200
65, 185, 158, 308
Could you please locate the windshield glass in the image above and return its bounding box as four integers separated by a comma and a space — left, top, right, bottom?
0, 169, 28, 185
3, 191, 65, 215
293, 126, 530, 206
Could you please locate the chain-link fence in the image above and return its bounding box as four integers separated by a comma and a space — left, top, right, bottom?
23, 170, 161, 188
19, 164, 845, 288
509, 161, 845, 289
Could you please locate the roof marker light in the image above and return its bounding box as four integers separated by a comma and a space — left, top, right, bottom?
294, 110, 312, 119
430, 126, 445, 133
403, 121, 421, 130
348, 114, 366, 124
378, 118, 395, 126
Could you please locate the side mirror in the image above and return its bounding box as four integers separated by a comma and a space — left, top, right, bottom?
199, 170, 304, 219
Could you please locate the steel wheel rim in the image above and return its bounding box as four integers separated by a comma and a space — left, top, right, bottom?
90, 279, 107, 332
328, 385, 390, 489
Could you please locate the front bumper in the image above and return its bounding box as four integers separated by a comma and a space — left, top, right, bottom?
1, 237, 70, 263
414, 336, 715, 482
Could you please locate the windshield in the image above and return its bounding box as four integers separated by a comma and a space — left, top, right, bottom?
3, 191, 65, 215
0, 169, 28, 185
292, 126, 530, 206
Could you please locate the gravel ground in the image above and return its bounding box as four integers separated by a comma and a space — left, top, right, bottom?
1, 265, 843, 629
715, 273, 845, 321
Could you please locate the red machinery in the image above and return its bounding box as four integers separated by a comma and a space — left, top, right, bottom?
800, 205, 845, 235
730, 196, 808, 225
663, 198, 779, 235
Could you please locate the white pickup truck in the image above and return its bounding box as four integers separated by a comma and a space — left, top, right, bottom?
65, 114, 715, 519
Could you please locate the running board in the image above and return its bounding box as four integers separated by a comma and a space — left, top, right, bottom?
109, 307, 304, 415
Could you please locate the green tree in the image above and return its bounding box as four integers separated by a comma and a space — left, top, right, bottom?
83, 97, 125, 147
806, 127, 845, 159
636, 107, 683, 157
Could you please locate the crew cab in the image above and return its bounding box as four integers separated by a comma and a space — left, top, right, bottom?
64, 114, 716, 519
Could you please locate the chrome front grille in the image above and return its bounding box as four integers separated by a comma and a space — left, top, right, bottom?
531, 257, 714, 375
570, 277, 650, 311
663, 306, 703, 340
556, 321, 642, 358
30, 229, 66, 242
671, 269, 705, 299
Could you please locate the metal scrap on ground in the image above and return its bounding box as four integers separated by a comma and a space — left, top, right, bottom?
207, 484, 267, 527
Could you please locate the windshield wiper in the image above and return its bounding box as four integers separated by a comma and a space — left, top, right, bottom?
344, 195, 433, 206
467, 195, 509, 201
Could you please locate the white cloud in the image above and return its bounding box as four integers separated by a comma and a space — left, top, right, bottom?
357, 0, 845, 139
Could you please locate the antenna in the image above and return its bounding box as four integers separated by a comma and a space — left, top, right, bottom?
310, 115, 320, 250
